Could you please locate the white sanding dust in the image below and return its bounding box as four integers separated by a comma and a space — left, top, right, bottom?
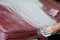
0, 0, 57, 37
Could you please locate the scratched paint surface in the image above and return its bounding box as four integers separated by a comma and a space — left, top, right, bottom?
0, 5, 37, 33
0, 0, 57, 37
1, 0, 57, 28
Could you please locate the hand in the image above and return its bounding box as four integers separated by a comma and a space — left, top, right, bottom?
43, 25, 60, 34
